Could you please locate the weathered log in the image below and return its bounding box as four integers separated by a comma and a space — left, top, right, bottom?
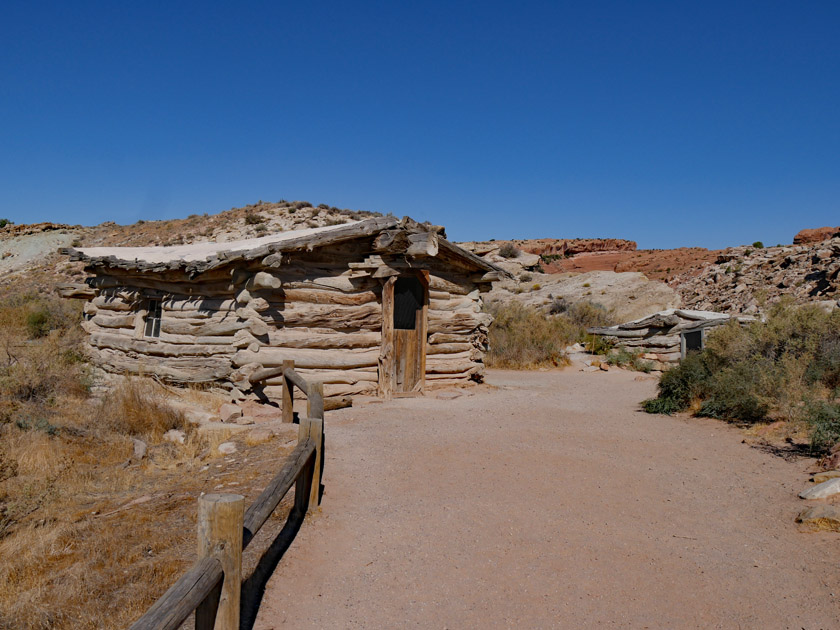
92, 295, 134, 311
406, 232, 439, 257
425, 342, 473, 354
234, 347, 380, 369
160, 319, 249, 336
428, 332, 470, 344
425, 360, 482, 374
89, 332, 235, 357
88, 347, 232, 381
91, 313, 136, 329
258, 288, 379, 306
262, 382, 376, 399
428, 311, 491, 334
261, 369, 378, 386
259, 303, 382, 330
163, 298, 237, 312
618, 336, 681, 348
428, 275, 472, 295
263, 329, 381, 350
429, 297, 480, 312
56, 283, 96, 299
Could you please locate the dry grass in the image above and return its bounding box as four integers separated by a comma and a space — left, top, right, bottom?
485, 302, 577, 368
0, 290, 296, 629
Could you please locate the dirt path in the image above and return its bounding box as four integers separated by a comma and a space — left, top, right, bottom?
254, 369, 840, 629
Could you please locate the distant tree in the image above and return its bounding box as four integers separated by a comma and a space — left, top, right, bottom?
752, 241, 764, 248
0, 218, 12, 228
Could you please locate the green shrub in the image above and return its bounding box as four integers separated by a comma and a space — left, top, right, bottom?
244, 212, 263, 225
643, 303, 840, 444
0, 219, 11, 228
806, 400, 840, 452
25, 309, 51, 339
752, 241, 764, 248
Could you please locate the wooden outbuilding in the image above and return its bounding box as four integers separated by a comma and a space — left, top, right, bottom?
588, 309, 754, 365
60, 217, 506, 401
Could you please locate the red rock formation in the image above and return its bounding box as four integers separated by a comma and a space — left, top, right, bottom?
793, 227, 840, 245
518, 238, 637, 257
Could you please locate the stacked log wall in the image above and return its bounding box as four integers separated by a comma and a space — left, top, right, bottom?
80, 238, 492, 394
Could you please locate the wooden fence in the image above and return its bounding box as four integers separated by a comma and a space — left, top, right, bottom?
129, 362, 324, 630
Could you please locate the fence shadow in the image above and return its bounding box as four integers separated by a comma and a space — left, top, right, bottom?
239, 507, 307, 630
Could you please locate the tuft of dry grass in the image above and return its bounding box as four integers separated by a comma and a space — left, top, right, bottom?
99, 377, 189, 442
485, 302, 577, 368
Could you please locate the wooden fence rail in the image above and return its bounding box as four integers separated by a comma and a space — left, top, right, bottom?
129, 361, 323, 630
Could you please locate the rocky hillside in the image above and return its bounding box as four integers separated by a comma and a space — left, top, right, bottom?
677, 238, 840, 314
0, 200, 381, 294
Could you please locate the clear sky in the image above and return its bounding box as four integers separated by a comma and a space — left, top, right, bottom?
2, 1, 838, 249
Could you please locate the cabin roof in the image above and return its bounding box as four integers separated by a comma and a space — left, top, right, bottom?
588, 308, 755, 336
63, 216, 505, 277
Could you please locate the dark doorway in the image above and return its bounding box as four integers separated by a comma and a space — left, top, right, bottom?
392, 276, 426, 393
683, 330, 703, 354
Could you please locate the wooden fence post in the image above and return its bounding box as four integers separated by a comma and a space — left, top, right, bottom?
196, 494, 244, 630
307, 381, 324, 421
306, 381, 324, 509
281, 359, 295, 424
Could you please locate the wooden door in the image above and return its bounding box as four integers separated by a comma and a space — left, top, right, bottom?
391, 276, 426, 394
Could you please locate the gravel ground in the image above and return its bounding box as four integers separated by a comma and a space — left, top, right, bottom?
254, 368, 840, 629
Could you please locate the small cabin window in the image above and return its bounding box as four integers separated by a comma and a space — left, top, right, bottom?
144, 299, 162, 338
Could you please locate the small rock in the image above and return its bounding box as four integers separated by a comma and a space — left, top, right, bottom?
163, 429, 186, 445
246, 427, 275, 444
796, 505, 840, 530
813, 470, 840, 484
217, 442, 238, 455
799, 477, 840, 499
220, 403, 243, 423
132, 438, 147, 460
599, 363, 610, 371
235, 415, 256, 425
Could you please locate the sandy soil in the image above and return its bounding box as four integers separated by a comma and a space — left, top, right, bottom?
254, 369, 839, 629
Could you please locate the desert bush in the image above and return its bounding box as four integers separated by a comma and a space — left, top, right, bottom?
643, 303, 840, 445
605, 348, 653, 373
806, 400, 840, 452
563, 301, 614, 329
244, 212, 263, 225
498, 243, 520, 258
485, 302, 577, 368
0, 219, 11, 228
752, 241, 764, 248
519, 273, 532, 282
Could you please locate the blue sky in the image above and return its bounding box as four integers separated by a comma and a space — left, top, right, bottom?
1, 1, 838, 249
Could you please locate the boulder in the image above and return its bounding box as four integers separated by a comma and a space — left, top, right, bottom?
220, 403, 243, 423
217, 442, 238, 455
799, 477, 840, 499
235, 415, 256, 426
813, 470, 840, 484
163, 429, 186, 445
132, 438, 147, 460
796, 505, 840, 530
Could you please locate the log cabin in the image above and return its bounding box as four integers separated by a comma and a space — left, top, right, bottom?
587, 309, 755, 366
60, 216, 507, 401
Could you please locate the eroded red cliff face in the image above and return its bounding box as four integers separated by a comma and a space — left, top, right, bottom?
794, 227, 840, 245
518, 238, 637, 257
